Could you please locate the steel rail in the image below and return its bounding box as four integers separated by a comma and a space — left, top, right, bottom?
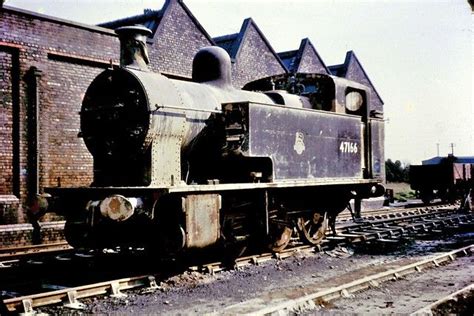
0, 242, 72, 260
337, 208, 461, 230
192, 209, 472, 273
220, 244, 474, 315
336, 203, 454, 222
2, 275, 159, 313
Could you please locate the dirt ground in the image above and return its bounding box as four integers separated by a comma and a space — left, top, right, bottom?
327, 254, 473, 314
38, 232, 474, 315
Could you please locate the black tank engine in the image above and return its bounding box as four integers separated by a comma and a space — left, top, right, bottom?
46, 26, 385, 253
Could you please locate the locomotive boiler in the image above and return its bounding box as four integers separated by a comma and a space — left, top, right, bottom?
45, 25, 385, 253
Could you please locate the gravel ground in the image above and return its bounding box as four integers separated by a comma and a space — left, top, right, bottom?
37, 233, 474, 315
325, 255, 473, 314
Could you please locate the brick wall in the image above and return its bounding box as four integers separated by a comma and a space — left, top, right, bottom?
0, 221, 65, 247
0, 8, 120, 222
232, 23, 287, 88
0, 195, 22, 224
297, 43, 328, 75
149, 0, 213, 77
0, 49, 14, 195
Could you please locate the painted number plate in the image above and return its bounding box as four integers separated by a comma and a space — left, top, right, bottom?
339, 141, 358, 154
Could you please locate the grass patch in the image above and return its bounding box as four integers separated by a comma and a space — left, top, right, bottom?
386, 182, 417, 202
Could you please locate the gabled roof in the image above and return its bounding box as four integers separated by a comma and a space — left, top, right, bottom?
213, 18, 287, 71
168, 0, 215, 44
277, 38, 329, 74
328, 50, 384, 104
97, 0, 214, 44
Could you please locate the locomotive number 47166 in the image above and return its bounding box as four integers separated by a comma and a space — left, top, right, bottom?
339, 141, 358, 154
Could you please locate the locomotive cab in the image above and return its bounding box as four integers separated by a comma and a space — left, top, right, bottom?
244, 73, 370, 117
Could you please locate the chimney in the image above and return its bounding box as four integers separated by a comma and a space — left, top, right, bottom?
115, 25, 152, 71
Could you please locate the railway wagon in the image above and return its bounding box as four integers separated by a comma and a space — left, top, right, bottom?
410, 155, 474, 204
42, 26, 385, 254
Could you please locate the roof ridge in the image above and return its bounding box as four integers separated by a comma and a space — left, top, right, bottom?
213, 33, 239, 42
277, 49, 298, 58
97, 9, 162, 28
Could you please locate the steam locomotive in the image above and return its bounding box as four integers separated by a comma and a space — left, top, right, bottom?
45, 26, 385, 253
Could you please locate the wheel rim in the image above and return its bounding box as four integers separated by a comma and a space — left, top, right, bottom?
297, 212, 328, 245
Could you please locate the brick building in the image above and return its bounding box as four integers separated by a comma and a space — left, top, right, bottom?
0, 0, 216, 223
213, 18, 288, 88
0, 0, 383, 224
0, 6, 117, 223
278, 38, 329, 75
98, 0, 214, 79
328, 50, 384, 113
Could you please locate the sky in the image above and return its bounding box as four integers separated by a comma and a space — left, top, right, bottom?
5, 0, 474, 164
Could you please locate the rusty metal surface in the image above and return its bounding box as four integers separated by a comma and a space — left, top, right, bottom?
183, 194, 221, 249
99, 195, 135, 221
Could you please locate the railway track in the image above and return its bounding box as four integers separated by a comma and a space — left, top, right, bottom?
336, 202, 457, 222
333, 206, 471, 241
1, 205, 472, 314
198, 205, 472, 273
220, 244, 474, 315
0, 242, 71, 262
